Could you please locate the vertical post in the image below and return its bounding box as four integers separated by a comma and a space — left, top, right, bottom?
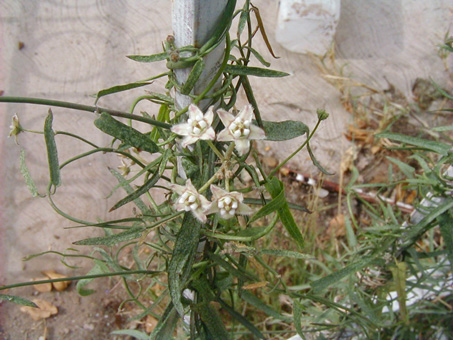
172, 0, 228, 111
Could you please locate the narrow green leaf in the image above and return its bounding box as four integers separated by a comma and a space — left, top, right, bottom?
109, 168, 151, 214
95, 82, 152, 104
307, 143, 334, 175
402, 198, 453, 247
244, 198, 310, 213
376, 132, 451, 155
266, 177, 304, 248
225, 64, 289, 77
389, 261, 408, 323
305, 294, 377, 328
0, 294, 38, 308
217, 298, 265, 339
240, 290, 290, 321
203, 214, 278, 242
73, 227, 145, 246
249, 47, 271, 67
311, 257, 374, 293
248, 187, 285, 223
168, 213, 201, 317
111, 329, 149, 340
344, 216, 357, 248
210, 254, 255, 282
158, 149, 172, 176
260, 249, 312, 259
258, 120, 308, 141
19, 149, 41, 197
180, 58, 205, 95
237, 5, 248, 36
199, 0, 237, 54
431, 80, 453, 100
94, 112, 159, 154
110, 171, 160, 212
127, 52, 168, 63
76, 261, 110, 296
439, 214, 453, 273
348, 289, 380, 326
386, 156, 415, 179
194, 303, 230, 340
150, 302, 179, 340
146, 92, 173, 103
44, 109, 61, 187
432, 125, 453, 132
293, 300, 307, 340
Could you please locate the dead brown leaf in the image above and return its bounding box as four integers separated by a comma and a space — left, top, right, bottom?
20, 299, 58, 321
145, 315, 158, 333
42, 270, 70, 291
326, 214, 346, 239
242, 281, 269, 290
32, 277, 52, 293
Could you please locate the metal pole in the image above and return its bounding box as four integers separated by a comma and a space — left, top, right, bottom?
172, 0, 228, 111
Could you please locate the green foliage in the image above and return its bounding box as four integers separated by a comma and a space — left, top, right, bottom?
15, 2, 453, 340
0, 294, 38, 308
44, 109, 61, 188
261, 120, 309, 141
94, 112, 159, 154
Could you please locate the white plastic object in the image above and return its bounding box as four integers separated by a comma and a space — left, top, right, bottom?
276, 0, 341, 55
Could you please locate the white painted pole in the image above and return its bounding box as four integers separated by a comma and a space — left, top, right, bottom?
172, 0, 228, 111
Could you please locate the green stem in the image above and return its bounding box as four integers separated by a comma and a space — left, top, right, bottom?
269, 118, 322, 177
22, 128, 43, 134
206, 140, 224, 161
199, 165, 224, 193
241, 75, 263, 127
194, 33, 232, 106
59, 148, 146, 170
55, 131, 99, 148
174, 33, 232, 119
0, 96, 172, 129
0, 270, 160, 291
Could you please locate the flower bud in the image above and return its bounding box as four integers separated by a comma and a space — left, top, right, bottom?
316, 109, 329, 121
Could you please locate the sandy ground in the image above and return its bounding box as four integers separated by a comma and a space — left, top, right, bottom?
0, 1, 451, 338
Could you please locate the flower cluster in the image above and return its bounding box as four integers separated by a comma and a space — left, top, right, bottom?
169, 104, 265, 222
170, 180, 252, 223
171, 104, 265, 155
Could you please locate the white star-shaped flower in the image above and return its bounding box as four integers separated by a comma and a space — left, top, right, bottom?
204, 185, 253, 219
171, 104, 216, 148
8, 113, 22, 144
169, 179, 210, 223
216, 104, 266, 155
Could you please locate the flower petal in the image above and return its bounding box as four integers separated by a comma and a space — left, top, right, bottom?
199, 127, 215, 141
228, 191, 244, 202
210, 185, 228, 199
237, 202, 253, 215
192, 209, 207, 223
205, 106, 214, 125
188, 104, 203, 119
238, 104, 254, 121
198, 194, 211, 208
203, 203, 219, 215
169, 183, 186, 195
216, 129, 234, 142
185, 179, 197, 193
234, 140, 250, 156
181, 135, 199, 147
217, 109, 235, 127
249, 125, 266, 140
171, 123, 192, 136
